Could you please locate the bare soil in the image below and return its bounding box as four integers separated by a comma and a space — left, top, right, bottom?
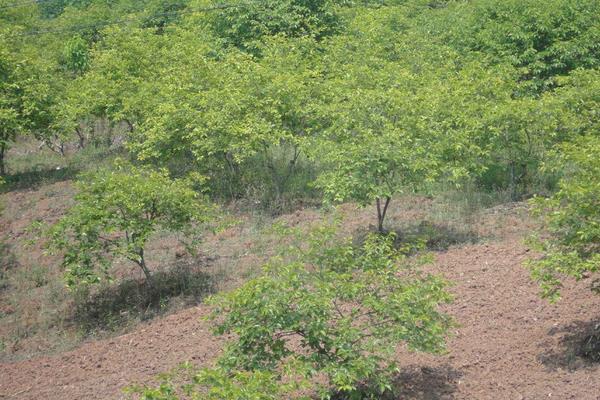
1, 198, 600, 399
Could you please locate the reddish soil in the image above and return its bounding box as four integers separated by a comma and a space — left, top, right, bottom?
1, 203, 600, 399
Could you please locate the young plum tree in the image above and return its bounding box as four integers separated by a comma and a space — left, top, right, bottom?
312, 83, 440, 233
206, 224, 452, 398
50, 163, 213, 288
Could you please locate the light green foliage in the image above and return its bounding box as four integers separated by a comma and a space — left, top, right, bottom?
131, 47, 277, 166
0, 39, 59, 174
477, 80, 565, 197
8, 0, 592, 206
527, 137, 600, 301
548, 69, 600, 137
206, 224, 451, 397
50, 162, 214, 288
193, 368, 301, 400
58, 27, 167, 133
313, 114, 438, 232
311, 12, 491, 230
128, 32, 323, 203
0, 9, 73, 161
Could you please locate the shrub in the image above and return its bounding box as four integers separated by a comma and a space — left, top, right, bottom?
208, 224, 452, 398
50, 162, 214, 289
526, 137, 600, 301
130, 223, 452, 399
440, 0, 600, 93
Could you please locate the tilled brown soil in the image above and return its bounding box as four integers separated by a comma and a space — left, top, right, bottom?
1, 215, 600, 399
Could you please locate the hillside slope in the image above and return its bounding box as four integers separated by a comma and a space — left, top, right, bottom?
1, 205, 599, 399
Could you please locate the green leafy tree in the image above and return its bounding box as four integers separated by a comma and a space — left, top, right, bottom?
437, 0, 600, 93
1, 2, 76, 157
50, 163, 214, 288
314, 129, 438, 233
479, 89, 564, 198
206, 224, 451, 398
526, 137, 600, 301
0, 40, 24, 176
205, 0, 339, 53
311, 67, 440, 232
129, 33, 322, 202
547, 69, 600, 138
308, 9, 501, 231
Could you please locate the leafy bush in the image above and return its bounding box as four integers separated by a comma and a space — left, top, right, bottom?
526, 137, 600, 301
313, 116, 438, 232
209, 224, 451, 398
130, 223, 451, 399
50, 162, 214, 289
62, 35, 90, 75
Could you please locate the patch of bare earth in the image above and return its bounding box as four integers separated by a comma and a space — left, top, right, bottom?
1, 201, 600, 399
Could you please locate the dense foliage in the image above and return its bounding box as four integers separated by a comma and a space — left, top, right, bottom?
206, 0, 340, 53
2, 0, 598, 205
527, 137, 600, 301
1, 0, 599, 395
438, 0, 600, 94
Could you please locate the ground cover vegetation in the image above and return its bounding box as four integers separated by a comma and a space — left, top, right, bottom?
0, 0, 599, 397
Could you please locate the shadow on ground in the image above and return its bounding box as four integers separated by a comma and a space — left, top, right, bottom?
0, 240, 18, 293
393, 221, 480, 252
71, 258, 217, 335
1, 166, 79, 192
330, 365, 462, 400
354, 220, 480, 253
538, 318, 600, 371
391, 365, 462, 399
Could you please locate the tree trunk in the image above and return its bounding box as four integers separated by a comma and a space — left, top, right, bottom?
224, 151, 241, 199
75, 126, 86, 149
124, 119, 134, 133
0, 143, 6, 176
509, 161, 517, 201
376, 196, 391, 233
136, 248, 153, 288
